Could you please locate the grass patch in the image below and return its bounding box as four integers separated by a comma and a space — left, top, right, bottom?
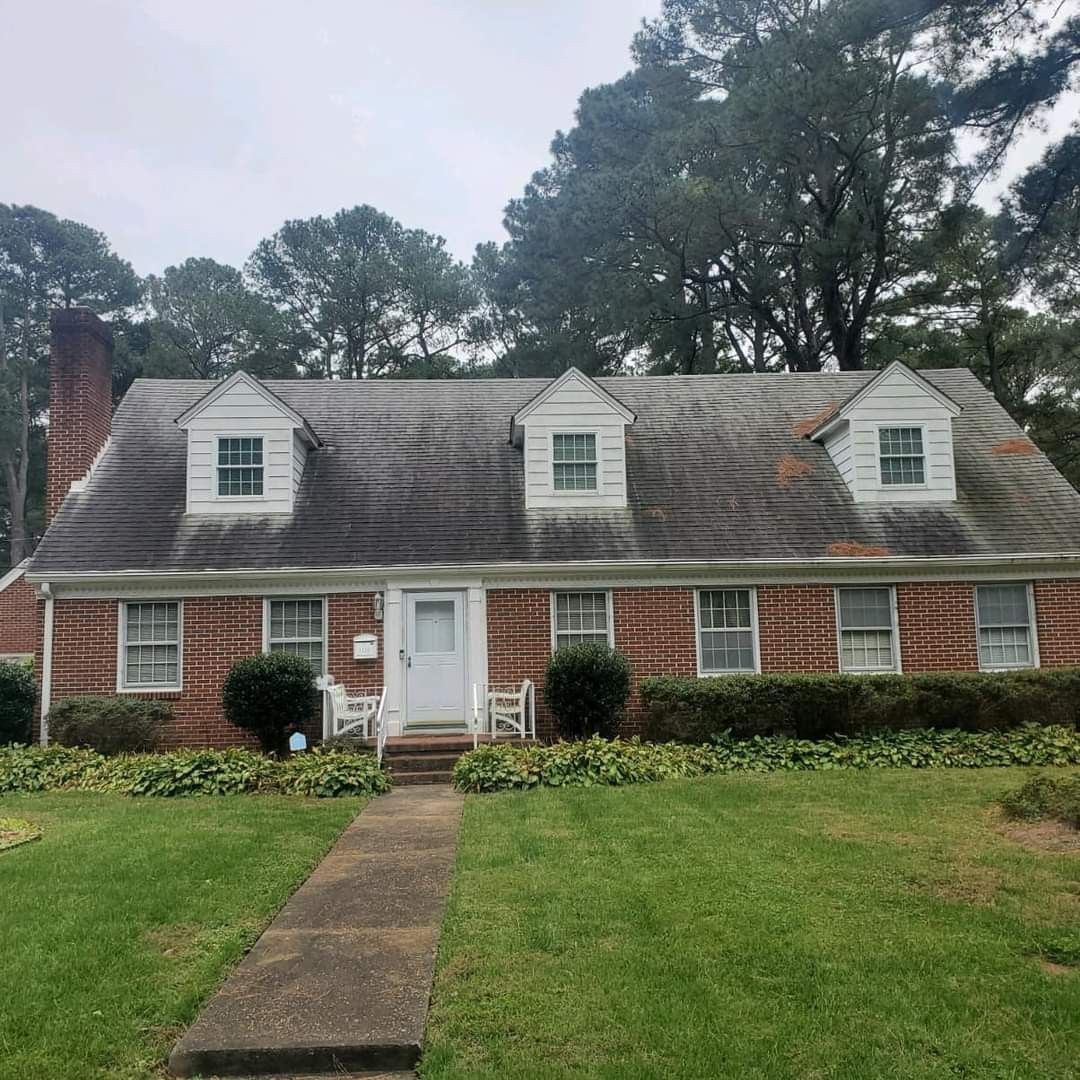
0, 791, 363, 1079
424, 768, 1080, 1080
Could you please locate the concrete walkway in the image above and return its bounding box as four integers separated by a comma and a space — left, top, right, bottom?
169, 786, 464, 1077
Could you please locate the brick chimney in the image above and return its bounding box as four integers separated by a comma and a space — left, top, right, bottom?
47, 308, 113, 523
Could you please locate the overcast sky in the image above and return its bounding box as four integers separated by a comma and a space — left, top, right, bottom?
3, 0, 1074, 277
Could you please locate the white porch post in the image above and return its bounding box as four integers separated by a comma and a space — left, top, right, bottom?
383, 586, 404, 736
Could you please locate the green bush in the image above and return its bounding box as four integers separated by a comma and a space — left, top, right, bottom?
642, 668, 1080, 742
275, 748, 391, 797
1000, 773, 1080, 828
48, 695, 173, 755
545, 643, 631, 739
0, 743, 390, 798
222, 652, 317, 754
452, 725, 1080, 793
0, 660, 35, 745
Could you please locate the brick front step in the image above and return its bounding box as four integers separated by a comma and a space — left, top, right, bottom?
392, 770, 454, 786
382, 735, 536, 787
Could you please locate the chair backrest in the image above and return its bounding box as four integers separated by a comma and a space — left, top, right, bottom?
329, 684, 348, 713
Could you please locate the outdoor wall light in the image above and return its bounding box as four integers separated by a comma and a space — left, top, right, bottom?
373, 592, 385, 621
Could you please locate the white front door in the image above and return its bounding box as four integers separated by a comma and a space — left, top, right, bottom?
405, 591, 467, 729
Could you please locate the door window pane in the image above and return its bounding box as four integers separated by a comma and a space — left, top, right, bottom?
415, 600, 456, 653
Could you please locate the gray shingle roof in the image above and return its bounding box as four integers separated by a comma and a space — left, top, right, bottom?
28, 369, 1080, 576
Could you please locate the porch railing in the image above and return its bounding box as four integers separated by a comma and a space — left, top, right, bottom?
471, 680, 536, 748
374, 687, 389, 765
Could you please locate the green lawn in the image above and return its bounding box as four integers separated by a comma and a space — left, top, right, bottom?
423, 769, 1080, 1080
0, 792, 363, 1080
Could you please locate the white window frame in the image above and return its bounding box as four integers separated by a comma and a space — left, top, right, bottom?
550, 590, 615, 652
549, 430, 601, 496
834, 585, 902, 674
975, 582, 1040, 672
263, 596, 328, 674
117, 600, 183, 692
694, 587, 761, 676
215, 433, 267, 500
875, 423, 929, 490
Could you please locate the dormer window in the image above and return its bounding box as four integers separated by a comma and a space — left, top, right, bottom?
879, 427, 926, 487
510, 368, 636, 511
217, 436, 265, 497
553, 433, 598, 492
806, 362, 961, 505
176, 371, 320, 516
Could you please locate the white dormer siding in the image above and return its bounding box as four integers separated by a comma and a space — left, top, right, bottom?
512, 369, 636, 510
812, 363, 961, 504
176, 372, 319, 516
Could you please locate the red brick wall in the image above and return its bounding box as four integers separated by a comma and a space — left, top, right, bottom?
0, 571, 38, 656
1034, 580, 1080, 667
327, 593, 382, 691
34, 578, 1080, 748
42, 596, 265, 748
613, 587, 697, 734
47, 310, 113, 524
486, 588, 552, 733
39, 591, 388, 747
758, 584, 838, 672
896, 582, 979, 671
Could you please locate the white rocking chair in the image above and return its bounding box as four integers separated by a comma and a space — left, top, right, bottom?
326, 683, 382, 738
486, 679, 534, 739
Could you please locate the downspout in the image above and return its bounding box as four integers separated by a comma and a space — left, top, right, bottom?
39, 582, 54, 746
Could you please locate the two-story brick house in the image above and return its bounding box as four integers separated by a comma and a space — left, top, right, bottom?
24, 308, 1080, 746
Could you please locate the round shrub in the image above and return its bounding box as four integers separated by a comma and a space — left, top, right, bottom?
544, 643, 631, 739
49, 695, 172, 754
0, 661, 35, 745
222, 652, 316, 754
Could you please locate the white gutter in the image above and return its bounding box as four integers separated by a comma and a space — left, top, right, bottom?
22, 551, 1080, 587
39, 582, 54, 746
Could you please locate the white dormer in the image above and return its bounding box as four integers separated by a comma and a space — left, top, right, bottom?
175, 371, 320, 515
807, 362, 962, 503
511, 368, 636, 510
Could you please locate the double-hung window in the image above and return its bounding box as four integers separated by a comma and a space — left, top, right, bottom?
267, 598, 325, 672
217, 436, 264, 497
552, 433, 598, 491
837, 587, 899, 672
976, 584, 1036, 670
120, 601, 181, 689
878, 427, 925, 486
553, 591, 612, 650
697, 589, 757, 674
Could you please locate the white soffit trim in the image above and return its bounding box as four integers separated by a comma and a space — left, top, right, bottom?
807, 361, 963, 441
24, 552, 1080, 597
174, 370, 321, 447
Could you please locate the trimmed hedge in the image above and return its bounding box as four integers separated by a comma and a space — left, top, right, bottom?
49, 695, 173, 755
222, 652, 317, 754
545, 643, 631, 739
451, 726, 1080, 793
0, 660, 35, 745
0, 745, 391, 798
642, 668, 1080, 742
